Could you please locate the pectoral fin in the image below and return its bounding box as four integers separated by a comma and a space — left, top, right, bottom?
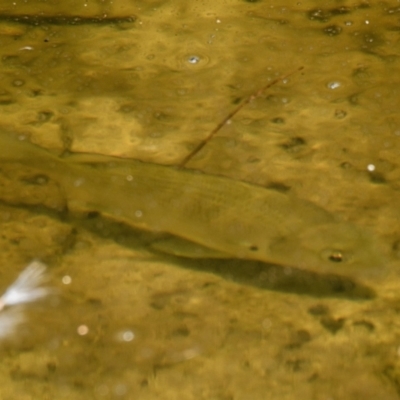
151, 236, 231, 259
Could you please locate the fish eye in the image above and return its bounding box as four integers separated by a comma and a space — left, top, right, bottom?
328, 251, 343, 263
249, 245, 259, 252
321, 249, 350, 263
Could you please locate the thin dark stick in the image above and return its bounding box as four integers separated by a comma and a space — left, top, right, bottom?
0, 14, 136, 25
178, 66, 304, 168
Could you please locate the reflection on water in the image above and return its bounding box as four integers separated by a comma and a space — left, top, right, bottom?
0, 0, 400, 399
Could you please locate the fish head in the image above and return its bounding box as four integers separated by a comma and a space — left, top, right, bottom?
269, 222, 386, 281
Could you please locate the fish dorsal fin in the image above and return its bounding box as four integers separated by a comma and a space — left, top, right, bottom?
62, 152, 126, 164
151, 236, 231, 259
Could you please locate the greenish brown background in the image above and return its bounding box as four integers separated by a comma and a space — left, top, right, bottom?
0, 0, 400, 399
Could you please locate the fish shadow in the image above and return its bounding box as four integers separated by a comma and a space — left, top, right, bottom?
3, 202, 375, 300
169, 256, 376, 300
74, 212, 375, 300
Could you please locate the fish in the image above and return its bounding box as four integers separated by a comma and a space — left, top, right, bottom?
0, 133, 385, 280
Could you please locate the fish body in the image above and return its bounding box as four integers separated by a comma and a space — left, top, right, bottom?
0, 134, 384, 279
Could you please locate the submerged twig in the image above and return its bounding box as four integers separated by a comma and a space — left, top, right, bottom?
0, 14, 136, 26
178, 66, 304, 168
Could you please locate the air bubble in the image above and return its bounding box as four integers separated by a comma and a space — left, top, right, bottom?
116, 330, 136, 342
172, 52, 211, 70
327, 81, 341, 90
114, 384, 127, 396
74, 178, 85, 187
13, 80, 24, 87
187, 55, 200, 64
77, 325, 89, 335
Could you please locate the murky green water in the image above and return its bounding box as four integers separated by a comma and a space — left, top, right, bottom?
1, 1, 400, 399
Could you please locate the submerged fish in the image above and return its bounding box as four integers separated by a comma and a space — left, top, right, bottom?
0, 134, 385, 280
